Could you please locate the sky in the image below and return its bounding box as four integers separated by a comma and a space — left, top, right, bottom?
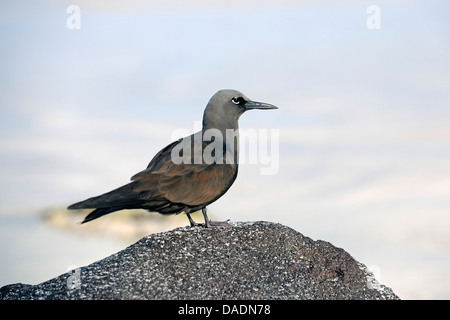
1, 0, 449, 299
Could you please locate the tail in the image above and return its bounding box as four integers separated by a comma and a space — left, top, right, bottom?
67, 183, 145, 224
78, 206, 130, 224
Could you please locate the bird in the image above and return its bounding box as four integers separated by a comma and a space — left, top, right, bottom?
67, 89, 277, 227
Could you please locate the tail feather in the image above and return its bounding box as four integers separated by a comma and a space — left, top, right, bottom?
68, 182, 146, 223
67, 183, 139, 210
80, 206, 126, 224
68, 196, 103, 210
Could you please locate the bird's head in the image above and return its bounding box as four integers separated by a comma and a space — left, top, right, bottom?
203, 89, 277, 129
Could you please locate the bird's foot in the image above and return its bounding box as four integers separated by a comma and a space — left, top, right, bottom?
189, 222, 206, 227
204, 219, 232, 228
187, 209, 232, 228
186, 212, 205, 227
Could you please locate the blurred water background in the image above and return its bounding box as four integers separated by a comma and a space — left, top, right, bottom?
1, 0, 449, 299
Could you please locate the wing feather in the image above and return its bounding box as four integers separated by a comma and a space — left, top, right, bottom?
130, 132, 238, 206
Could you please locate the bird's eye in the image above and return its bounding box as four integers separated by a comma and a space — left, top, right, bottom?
231, 97, 243, 105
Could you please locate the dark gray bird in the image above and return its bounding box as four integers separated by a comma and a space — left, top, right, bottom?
68, 89, 277, 227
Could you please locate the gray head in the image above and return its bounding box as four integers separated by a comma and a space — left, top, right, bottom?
202, 89, 277, 130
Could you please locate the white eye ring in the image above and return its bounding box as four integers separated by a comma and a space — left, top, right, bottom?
231, 97, 241, 105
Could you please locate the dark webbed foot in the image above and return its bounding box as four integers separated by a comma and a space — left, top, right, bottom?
185, 209, 232, 228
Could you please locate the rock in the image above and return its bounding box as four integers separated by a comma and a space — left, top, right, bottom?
0, 221, 399, 300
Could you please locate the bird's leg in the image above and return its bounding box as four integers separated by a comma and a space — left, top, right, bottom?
186, 212, 204, 227
202, 207, 232, 228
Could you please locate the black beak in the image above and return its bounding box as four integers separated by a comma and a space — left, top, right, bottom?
244, 100, 278, 110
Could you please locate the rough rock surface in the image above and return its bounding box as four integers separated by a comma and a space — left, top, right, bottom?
0, 221, 399, 300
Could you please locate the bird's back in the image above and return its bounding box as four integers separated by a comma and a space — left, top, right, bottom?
69, 131, 239, 216
132, 130, 239, 209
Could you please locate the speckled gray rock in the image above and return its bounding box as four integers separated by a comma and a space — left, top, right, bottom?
0, 221, 399, 300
